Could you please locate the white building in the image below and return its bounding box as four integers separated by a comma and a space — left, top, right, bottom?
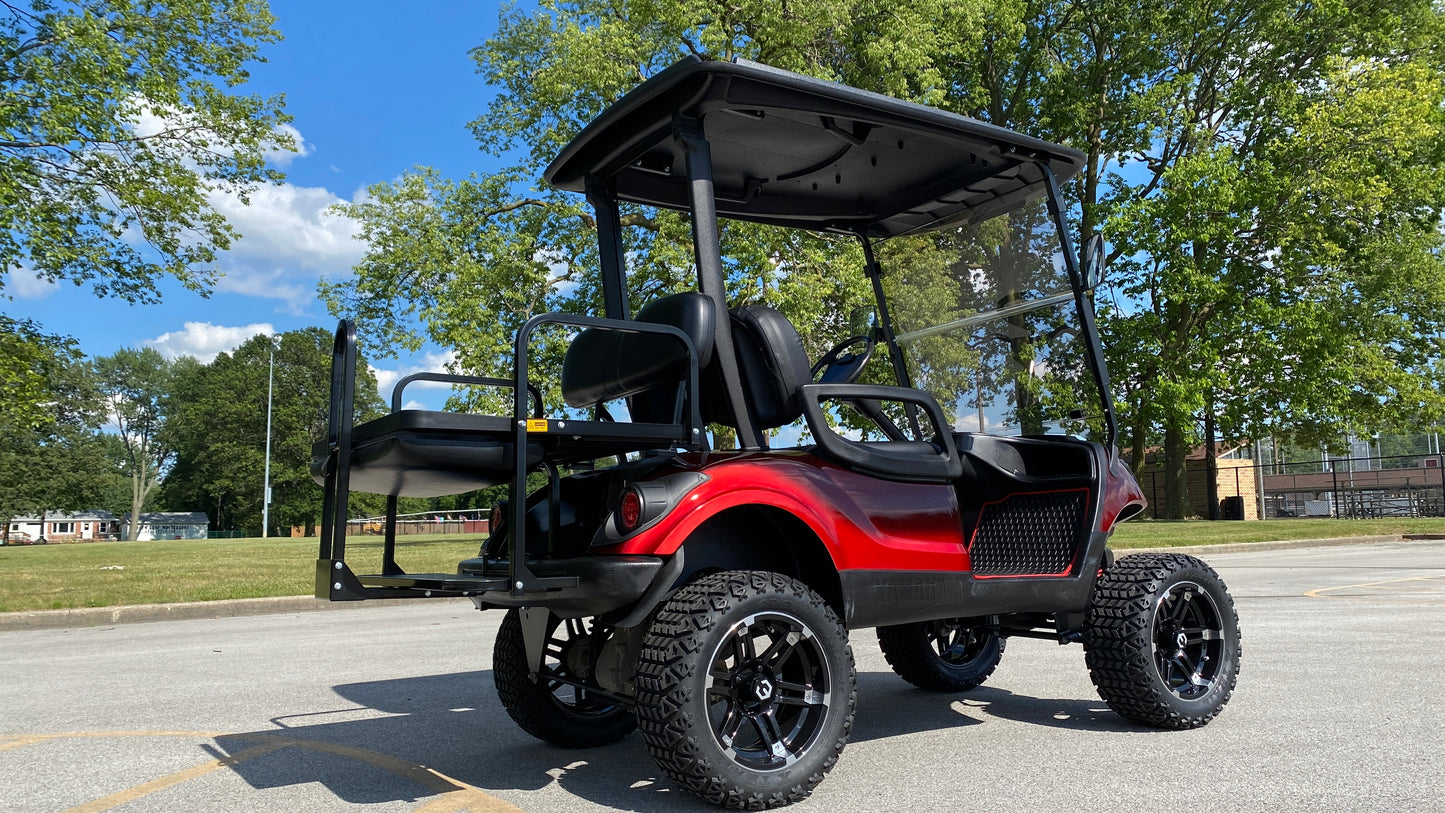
6, 510, 121, 543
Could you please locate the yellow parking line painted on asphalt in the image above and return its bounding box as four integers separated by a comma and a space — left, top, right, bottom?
61, 739, 290, 813
0, 735, 48, 752
1305, 575, 1445, 602
410, 785, 531, 813
0, 731, 528, 813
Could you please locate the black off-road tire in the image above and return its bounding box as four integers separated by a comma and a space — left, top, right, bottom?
635, 571, 857, 810
876, 616, 1004, 692
493, 609, 637, 747
1084, 553, 1241, 729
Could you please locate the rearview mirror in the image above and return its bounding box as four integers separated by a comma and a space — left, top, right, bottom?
847, 305, 874, 336
1081, 234, 1106, 290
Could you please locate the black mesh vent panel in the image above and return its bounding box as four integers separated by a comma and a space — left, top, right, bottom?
969, 490, 1088, 576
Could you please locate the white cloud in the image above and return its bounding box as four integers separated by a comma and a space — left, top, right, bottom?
3, 268, 58, 300
264, 123, 312, 168
120, 111, 363, 315
204, 181, 367, 314
370, 365, 399, 396
369, 349, 460, 405
145, 321, 275, 363
129, 105, 311, 169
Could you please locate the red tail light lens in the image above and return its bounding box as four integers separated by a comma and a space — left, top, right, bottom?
618, 490, 643, 531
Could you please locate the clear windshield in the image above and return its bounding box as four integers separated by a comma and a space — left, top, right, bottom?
885, 200, 1106, 440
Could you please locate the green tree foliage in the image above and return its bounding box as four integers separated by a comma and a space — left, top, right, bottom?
160, 328, 385, 535
0, 0, 290, 301
0, 315, 80, 429
326, 0, 1445, 517
0, 335, 118, 542
321, 0, 966, 422
1094, 1, 1445, 516
92, 346, 174, 538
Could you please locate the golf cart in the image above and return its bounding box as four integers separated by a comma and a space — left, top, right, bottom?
313, 58, 1241, 809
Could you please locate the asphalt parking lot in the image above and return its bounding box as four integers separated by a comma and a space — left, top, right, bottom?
2, 539, 1442, 813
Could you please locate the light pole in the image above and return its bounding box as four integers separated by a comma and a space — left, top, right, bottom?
262, 335, 276, 538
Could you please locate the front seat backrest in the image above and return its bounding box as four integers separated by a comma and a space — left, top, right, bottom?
729, 304, 813, 430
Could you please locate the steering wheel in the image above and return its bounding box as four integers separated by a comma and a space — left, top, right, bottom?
811, 334, 876, 384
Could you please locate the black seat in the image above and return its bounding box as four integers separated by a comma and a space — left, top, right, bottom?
723, 304, 962, 482
726, 305, 814, 429
561, 291, 716, 423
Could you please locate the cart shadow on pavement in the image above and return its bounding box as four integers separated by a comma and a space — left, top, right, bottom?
849, 673, 1138, 741
206, 669, 1136, 811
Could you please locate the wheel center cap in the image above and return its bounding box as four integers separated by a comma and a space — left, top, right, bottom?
1175, 632, 1188, 649
753, 676, 774, 702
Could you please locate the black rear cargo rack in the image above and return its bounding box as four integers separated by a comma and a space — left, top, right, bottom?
314, 313, 705, 603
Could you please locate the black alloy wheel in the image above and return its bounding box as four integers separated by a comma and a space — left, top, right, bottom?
493, 609, 637, 747
707, 610, 833, 771
636, 571, 856, 809
877, 616, 1004, 692
1151, 580, 1228, 700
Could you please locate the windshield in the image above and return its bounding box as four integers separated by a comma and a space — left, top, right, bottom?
885, 199, 1107, 440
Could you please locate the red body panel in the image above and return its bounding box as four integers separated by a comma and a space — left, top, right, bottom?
1100, 451, 1147, 532
605, 451, 971, 573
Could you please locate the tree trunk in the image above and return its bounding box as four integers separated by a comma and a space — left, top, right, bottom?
1204, 392, 1218, 520
710, 424, 737, 451
1163, 418, 1190, 519
1128, 406, 1150, 477
128, 458, 148, 541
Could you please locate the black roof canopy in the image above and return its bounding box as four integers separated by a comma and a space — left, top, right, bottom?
545, 58, 1085, 239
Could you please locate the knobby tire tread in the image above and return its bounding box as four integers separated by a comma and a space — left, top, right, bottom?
1083, 553, 1241, 730
876, 622, 1004, 692
634, 570, 856, 810
493, 609, 637, 748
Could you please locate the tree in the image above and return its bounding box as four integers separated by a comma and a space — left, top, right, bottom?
326, 0, 1445, 515
161, 328, 385, 535
0, 315, 81, 430
0, 334, 113, 543
93, 347, 174, 538
322, 1, 965, 430
0, 0, 290, 302
1093, 1, 1445, 516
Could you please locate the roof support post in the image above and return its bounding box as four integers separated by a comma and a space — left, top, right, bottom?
1043, 165, 1117, 448
585, 174, 631, 320
859, 235, 923, 439
674, 114, 762, 449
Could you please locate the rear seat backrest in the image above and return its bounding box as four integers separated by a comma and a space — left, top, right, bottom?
560, 292, 716, 416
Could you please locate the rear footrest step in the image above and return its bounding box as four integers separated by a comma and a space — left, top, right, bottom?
355, 572, 580, 592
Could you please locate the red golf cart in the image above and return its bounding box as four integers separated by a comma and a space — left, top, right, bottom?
313, 58, 1240, 809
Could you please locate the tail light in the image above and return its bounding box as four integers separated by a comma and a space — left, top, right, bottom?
618, 489, 643, 532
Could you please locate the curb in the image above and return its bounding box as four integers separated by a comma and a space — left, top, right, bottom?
1, 534, 1432, 632
0, 594, 464, 633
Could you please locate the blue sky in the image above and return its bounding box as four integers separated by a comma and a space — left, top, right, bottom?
6, 1, 514, 402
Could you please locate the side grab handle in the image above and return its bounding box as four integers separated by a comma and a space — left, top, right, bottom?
798, 384, 963, 482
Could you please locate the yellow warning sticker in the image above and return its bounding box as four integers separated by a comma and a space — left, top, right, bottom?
526, 419, 549, 433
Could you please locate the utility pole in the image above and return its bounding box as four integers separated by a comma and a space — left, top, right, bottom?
262, 336, 276, 538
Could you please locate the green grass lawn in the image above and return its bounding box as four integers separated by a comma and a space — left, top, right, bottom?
1108, 516, 1445, 548
0, 534, 484, 613
3, 517, 1444, 613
